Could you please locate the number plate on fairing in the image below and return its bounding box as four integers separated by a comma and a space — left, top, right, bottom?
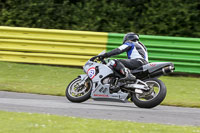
87, 67, 96, 79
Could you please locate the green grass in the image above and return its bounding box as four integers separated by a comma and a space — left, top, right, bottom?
0, 61, 83, 96
0, 111, 199, 133
0, 61, 200, 108
161, 76, 200, 107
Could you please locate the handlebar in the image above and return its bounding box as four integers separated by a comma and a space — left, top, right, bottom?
90, 56, 106, 64
89, 56, 98, 61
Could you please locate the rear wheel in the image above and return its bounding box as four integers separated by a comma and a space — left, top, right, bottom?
66, 77, 92, 103
132, 78, 166, 108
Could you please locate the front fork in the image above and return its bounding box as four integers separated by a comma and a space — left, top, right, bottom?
78, 74, 89, 85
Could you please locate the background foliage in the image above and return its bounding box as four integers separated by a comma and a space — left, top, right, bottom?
0, 0, 199, 37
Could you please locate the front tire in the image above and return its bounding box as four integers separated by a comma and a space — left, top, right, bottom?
66, 77, 92, 103
132, 78, 166, 108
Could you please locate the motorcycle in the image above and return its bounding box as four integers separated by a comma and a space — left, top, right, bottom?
65, 51, 175, 108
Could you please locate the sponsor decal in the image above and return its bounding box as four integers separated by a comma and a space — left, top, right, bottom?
94, 94, 109, 97
87, 67, 96, 79
150, 63, 156, 67
85, 62, 93, 66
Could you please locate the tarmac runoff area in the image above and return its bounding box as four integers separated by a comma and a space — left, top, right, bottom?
0, 91, 199, 126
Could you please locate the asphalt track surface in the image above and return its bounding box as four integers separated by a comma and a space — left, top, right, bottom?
0, 91, 199, 126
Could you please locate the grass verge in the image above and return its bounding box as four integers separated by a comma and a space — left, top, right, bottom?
0, 111, 199, 133
0, 61, 199, 108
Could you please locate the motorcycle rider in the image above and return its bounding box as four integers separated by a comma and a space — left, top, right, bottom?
97, 32, 149, 81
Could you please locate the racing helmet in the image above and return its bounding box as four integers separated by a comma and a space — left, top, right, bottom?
122, 32, 139, 43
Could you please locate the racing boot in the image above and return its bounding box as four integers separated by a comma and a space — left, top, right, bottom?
119, 68, 136, 82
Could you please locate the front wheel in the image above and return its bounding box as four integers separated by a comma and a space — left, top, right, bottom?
66, 77, 92, 103
131, 78, 166, 108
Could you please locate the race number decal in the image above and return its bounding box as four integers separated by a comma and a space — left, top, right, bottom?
150, 63, 156, 67
87, 67, 96, 79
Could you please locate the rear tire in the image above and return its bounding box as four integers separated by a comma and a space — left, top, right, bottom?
132, 78, 166, 108
66, 77, 92, 103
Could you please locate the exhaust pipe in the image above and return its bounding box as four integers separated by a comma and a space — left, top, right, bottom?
149, 66, 175, 78
162, 66, 175, 74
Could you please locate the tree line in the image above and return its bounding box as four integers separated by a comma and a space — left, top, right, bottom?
0, 0, 199, 37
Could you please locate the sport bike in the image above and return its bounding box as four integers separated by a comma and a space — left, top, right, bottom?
65, 51, 175, 108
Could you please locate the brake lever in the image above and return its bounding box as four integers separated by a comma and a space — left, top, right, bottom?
90, 56, 98, 61
100, 58, 106, 64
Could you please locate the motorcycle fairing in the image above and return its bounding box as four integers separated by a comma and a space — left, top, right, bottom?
83, 60, 129, 102
143, 62, 174, 73
90, 83, 129, 102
